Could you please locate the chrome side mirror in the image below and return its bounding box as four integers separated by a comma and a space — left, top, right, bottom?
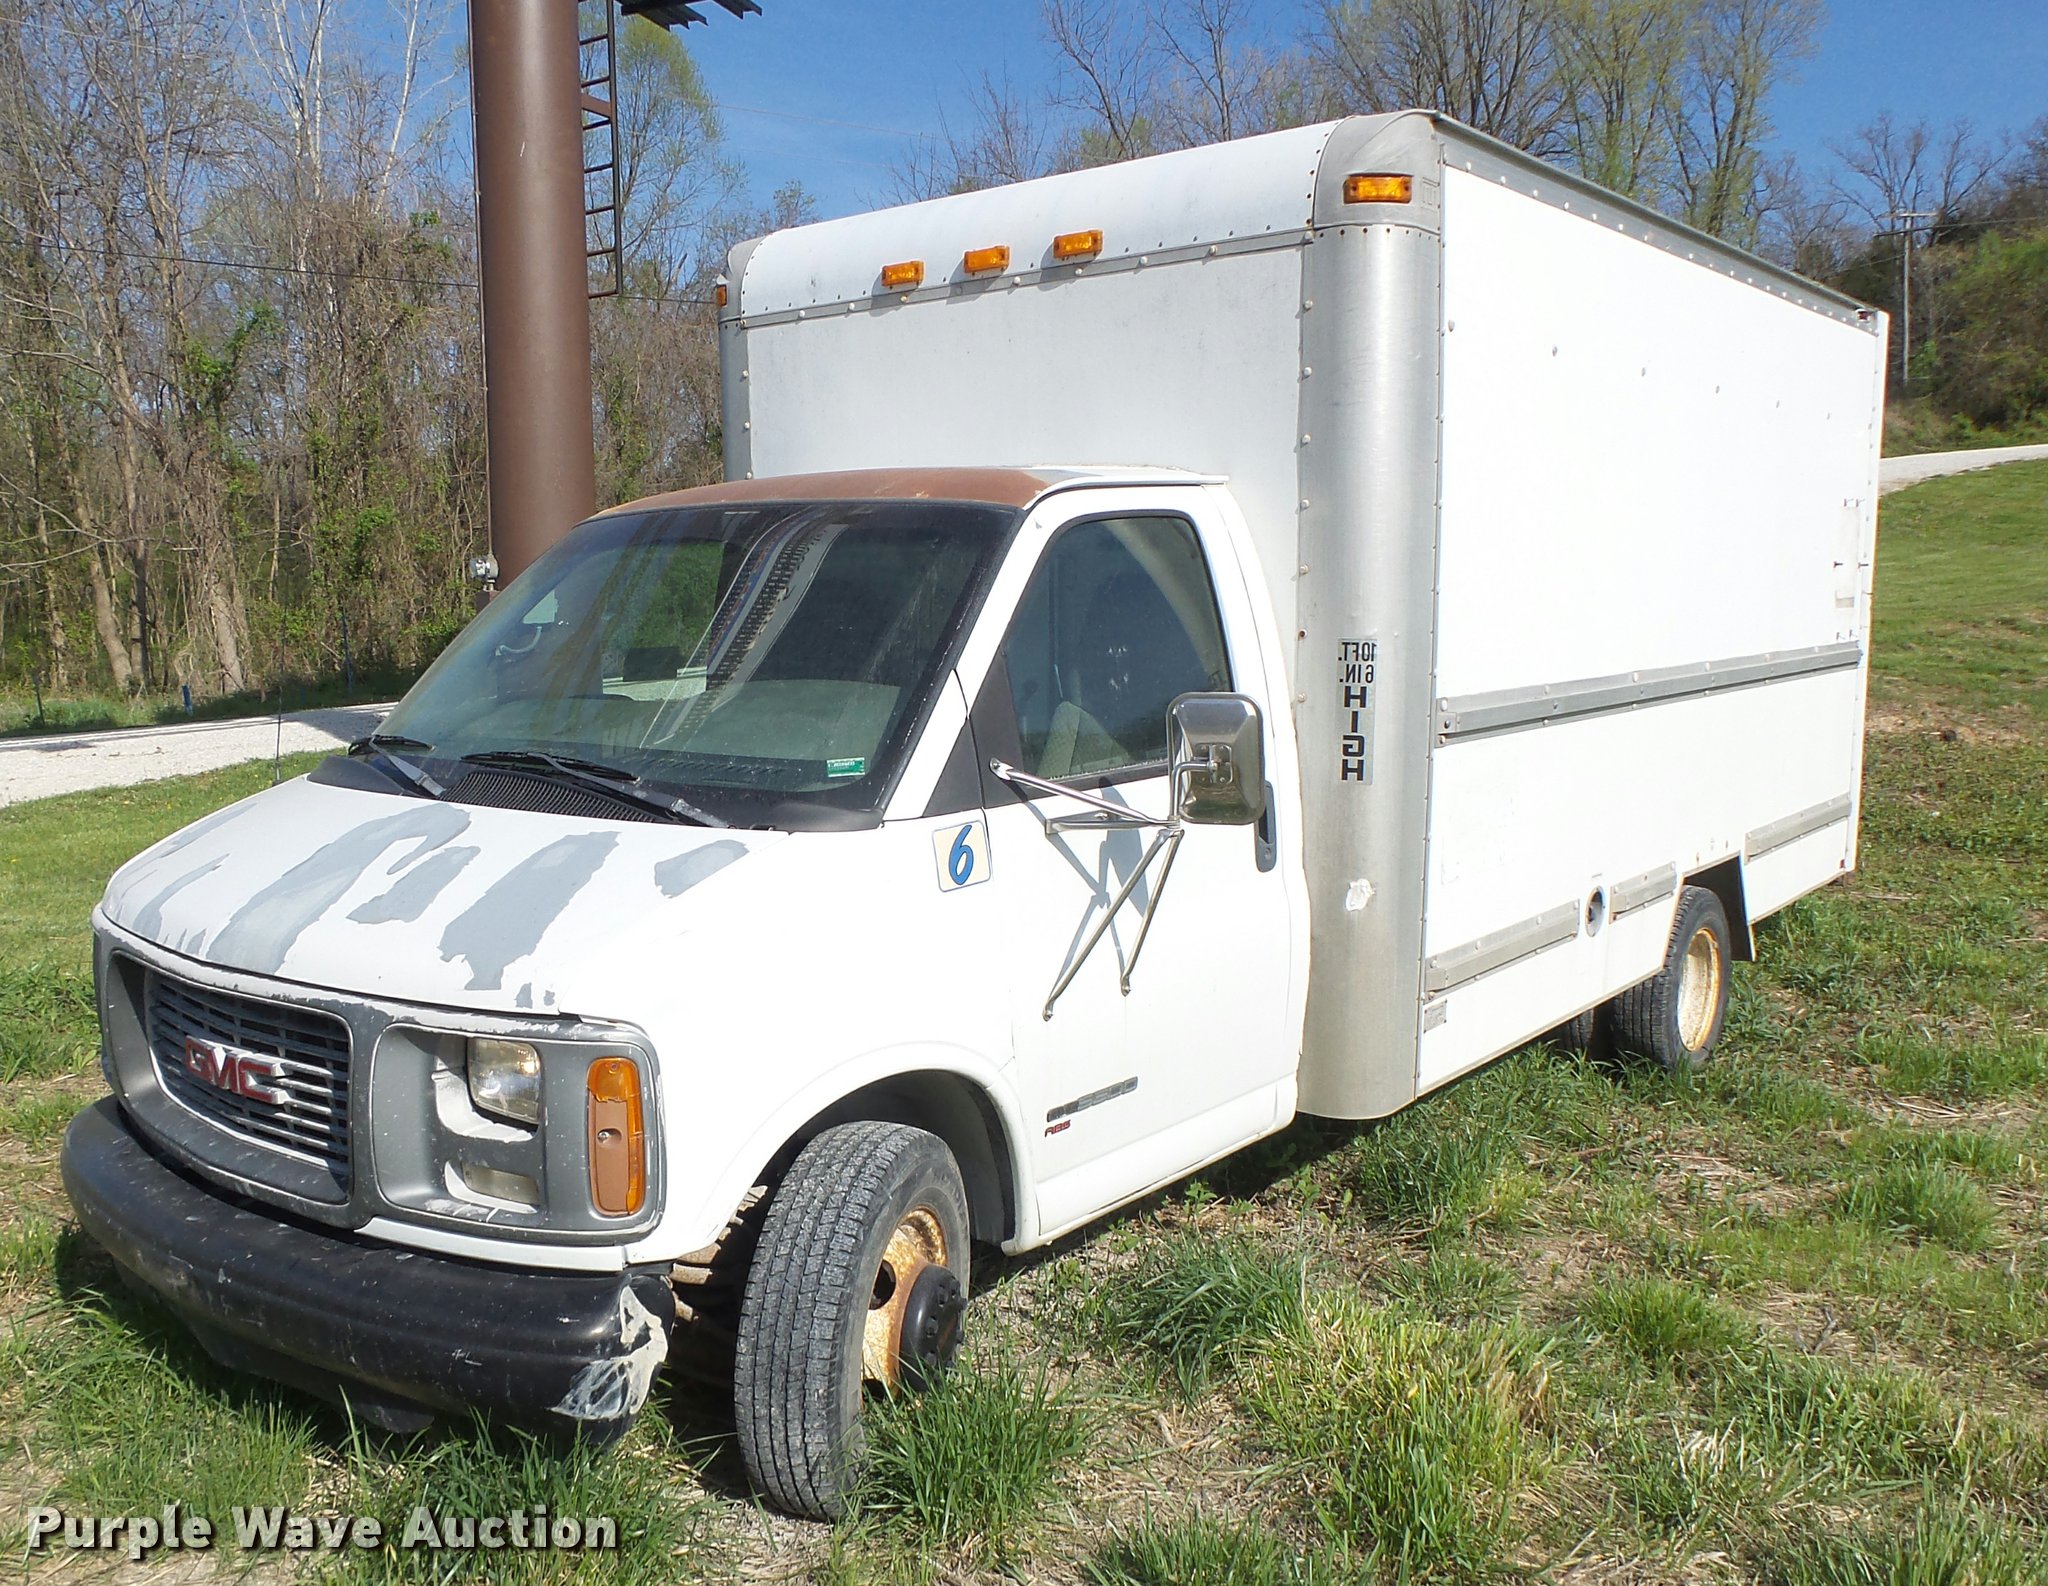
1169, 693, 1265, 826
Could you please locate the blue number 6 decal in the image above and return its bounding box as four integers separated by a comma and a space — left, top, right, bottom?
934, 819, 990, 891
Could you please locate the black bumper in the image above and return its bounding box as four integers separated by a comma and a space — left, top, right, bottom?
61, 1098, 673, 1443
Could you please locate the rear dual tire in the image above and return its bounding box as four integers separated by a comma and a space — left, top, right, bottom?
1612, 885, 1732, 1072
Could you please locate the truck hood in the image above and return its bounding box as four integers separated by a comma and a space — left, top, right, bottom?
101, 775, 782, 1015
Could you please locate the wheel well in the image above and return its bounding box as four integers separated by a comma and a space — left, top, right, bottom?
1685, 856, 1754, 961
770, 1073, 1017, 1246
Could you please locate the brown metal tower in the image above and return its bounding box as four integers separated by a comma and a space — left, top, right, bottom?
469, 0, 762, 587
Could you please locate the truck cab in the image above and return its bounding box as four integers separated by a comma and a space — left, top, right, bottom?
66, 466, 1308, 1519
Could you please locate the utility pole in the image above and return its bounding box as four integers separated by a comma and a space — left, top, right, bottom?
1887, 210, 1936, 393
470, 0, 596, 588
467, 0, 765, 588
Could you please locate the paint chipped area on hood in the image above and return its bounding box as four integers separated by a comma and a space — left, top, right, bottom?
102, 777, 774, 1013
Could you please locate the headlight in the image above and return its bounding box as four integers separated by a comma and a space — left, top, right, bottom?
468, 1037, 541, 1125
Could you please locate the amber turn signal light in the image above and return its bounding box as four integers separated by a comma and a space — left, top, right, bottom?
1343, 173, 1414, 204
880, 259, 925, 290
1051, 229, 1103, 261
587, 1057, 646, 1217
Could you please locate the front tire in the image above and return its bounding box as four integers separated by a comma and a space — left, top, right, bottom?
1613, 885, 1732, 1072
733, 1121, 970, 1520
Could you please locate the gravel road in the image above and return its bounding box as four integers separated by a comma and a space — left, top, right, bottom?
0, 702, 392, 809
1878, 443, 2048, 494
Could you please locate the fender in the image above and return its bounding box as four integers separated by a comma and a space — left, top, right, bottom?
632, 1040, 1036, 1262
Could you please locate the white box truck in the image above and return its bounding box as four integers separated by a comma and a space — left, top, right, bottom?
64, 112, 1885, 1518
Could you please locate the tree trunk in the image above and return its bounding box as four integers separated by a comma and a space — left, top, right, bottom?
86, 544, 136, 693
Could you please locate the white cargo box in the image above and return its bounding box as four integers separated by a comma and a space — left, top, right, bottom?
720, 111, 1886, 1117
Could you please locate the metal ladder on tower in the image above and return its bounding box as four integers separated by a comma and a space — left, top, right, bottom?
579, 0, 623, 300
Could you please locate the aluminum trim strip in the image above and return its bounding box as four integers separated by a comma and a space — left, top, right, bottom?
1436, 642, 1863, 742
1423, 901, 1581, 996
1610, 864, 1679, 918
1747, 794, 1853, 859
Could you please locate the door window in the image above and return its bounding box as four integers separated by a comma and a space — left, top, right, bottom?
999, 516, 1231, 781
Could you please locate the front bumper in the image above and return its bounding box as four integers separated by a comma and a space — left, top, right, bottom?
62, 1098, 673, 1443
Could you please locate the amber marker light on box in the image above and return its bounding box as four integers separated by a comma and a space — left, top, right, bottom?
962, 245, 1011, 275
587, 1057, 646, 1217
714, 281, 728, 307
880, 259, 926, 290
1051, 229, 1104, 261
1343, 173, 1414, 204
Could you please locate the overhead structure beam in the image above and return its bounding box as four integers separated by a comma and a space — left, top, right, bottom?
470, 0, 597, 586
622, 0, 762, 24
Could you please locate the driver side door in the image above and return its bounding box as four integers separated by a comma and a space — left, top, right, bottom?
969, 494, 1299, 1238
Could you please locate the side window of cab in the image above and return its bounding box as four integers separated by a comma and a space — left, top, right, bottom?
991, 515, 1232, 783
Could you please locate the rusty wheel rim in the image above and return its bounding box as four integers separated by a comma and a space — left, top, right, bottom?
861, 1207, 949, 1389
1676, 926, 1724, 1051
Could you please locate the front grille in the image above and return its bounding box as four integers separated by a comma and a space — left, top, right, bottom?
147, 972, 352, 1186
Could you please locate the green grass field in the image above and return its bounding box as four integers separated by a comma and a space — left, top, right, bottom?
2, 464, 2044, 1582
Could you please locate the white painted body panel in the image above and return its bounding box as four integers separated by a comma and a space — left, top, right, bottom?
1416, 670, 1864, 1092
1411, 160, 1882, 1095
1433, 164, 1879, 694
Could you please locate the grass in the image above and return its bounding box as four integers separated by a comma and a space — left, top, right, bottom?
1245, 1296, 1550, 1579
1086, 1512, 1334, 1586
1, 463, 2046, 1581
1763, 1501, 2046, 1585
1835, 1160, 1998, 1249
0, 663, 418, 739
850, 1354, 1090, 1568
1088, 1233, 1307, 1401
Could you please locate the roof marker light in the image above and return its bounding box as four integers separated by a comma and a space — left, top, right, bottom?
1052, 229, 1103, 262
880, 259, 925, 290
1343, 173, 1414, 204
962, 245, 1011, 275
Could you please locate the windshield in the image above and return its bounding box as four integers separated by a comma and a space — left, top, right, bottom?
377, 498, 1016, 824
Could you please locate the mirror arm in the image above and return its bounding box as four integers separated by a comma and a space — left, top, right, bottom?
1041, 822, 1182, 1020
1115, 826, 1184, 994
989, 759, 1171, 837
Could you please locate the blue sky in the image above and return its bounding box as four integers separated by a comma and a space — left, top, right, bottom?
679, 0, 2047, 221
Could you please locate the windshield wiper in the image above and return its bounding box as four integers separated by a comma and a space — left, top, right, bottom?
347, 733, 446, 799
460, 749, 728, 828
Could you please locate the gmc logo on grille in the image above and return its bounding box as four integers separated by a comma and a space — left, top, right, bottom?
182, 1037, 289, 1106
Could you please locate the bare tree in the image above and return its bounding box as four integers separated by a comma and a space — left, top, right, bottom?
1553, 0, 1690, 200
892, 74, 1060, 201
1754, 151, 1854, 276
1828, 112, 2008, 230
1147, 0, 1319, 147
615, 17, 744, 288
1312, 0, 1569, 156
1044, 0, 1160, 162
1664, 0, 1820, 244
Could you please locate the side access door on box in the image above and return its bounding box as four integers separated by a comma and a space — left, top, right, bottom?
958, 486, 1306, 1238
